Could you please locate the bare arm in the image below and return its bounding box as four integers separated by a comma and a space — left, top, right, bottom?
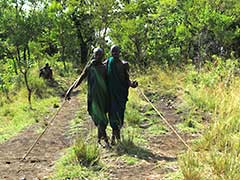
123, 61, 138, 88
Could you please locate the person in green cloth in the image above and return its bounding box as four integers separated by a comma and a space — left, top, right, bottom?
65, 48, 110, 147
105, 45, 138, 145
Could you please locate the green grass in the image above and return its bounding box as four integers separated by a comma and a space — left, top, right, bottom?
137, 67, 180, 99
125, 59, 240, 179
125, 89, 149, 126
161, 161, 184, 180
51, 59, 240, 179
50, 91, 108, 179
73, 136, 100, 167
176, 113, 204, 133
147, 123, 168, 135
120, 154, 139, 165
163, 171, 184, 180
49, 145, 106, 180
177, 58, 240, 179
0, 93, 59, 142
115, 127, 154, 161
125, 88, 167, 137
0, 65, 70, 143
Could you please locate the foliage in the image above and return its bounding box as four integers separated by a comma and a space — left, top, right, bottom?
109, 0, 240, 66
50, 92, 106, 180
50, 147, 105, 180
1, 0, 240, 179
125, 89, 149, 126
0, 95, 59, 143
175, 57, 240, 179
73, 136, 100, 167
1, 0, 240, 104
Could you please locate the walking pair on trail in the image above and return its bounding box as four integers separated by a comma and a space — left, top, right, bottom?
65, 45, 138, 147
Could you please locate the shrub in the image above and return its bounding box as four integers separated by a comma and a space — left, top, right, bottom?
73, 137, 100, 167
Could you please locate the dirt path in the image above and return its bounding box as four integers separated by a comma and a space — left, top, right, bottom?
0, 98, 80, 180
0, 94, 195, 180
102, 98, 196, 180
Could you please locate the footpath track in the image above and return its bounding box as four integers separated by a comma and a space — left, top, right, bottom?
0, 92, 196, 180
103, 95, 195, 180
0, 98, 80, 180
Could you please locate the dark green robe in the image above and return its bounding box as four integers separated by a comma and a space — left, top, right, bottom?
106, 57, 130, 130
86, 60, 108, 127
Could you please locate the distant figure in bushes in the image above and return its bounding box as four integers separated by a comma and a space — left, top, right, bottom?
39, 63, 53, 80
105, 45, 138, 145
65, 48, 110, 148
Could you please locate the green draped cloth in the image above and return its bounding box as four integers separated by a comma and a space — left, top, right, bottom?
107, 57, 129, 130
87, 62, 108, 127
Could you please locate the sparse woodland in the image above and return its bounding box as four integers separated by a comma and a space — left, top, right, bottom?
0, 0, 240, 179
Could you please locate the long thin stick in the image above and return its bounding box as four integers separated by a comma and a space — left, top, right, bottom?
21, 100, 67, 161
65, 61, 91, 99
137, 87, 192, 151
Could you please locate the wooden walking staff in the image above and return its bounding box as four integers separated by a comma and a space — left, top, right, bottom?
21, 100, 67, 161
137, 87, 192, 151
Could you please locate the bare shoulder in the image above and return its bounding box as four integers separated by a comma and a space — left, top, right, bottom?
121, 60, 129, 70
121, 60, 128, 64
103, 59, 108, 65
103, 59, 108, 64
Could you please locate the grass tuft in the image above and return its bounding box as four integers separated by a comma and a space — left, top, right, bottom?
73, 136, 100, 167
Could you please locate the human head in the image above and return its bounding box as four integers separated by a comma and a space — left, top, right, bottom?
93, 47, 104, 61
45, 63, 49, 67
110, 45, 120, 59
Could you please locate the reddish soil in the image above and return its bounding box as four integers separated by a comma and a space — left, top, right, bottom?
0, 95, 196, 180
0, 98, 80, 180
102, 99, 196, 180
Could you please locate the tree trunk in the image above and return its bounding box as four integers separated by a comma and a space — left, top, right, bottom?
17, 45, 32, 108
23, 71, 32, 108
80, 43, 88, 64
133, 37, 145, 67
77, 29, 88, 64
12, 58, 18, 75
24, 46, 32, 108
61, 46, 67, 71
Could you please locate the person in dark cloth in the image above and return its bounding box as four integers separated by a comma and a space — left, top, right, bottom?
65, 48, 110, 147
39, 63, 53, 80
105, 45, 138, 145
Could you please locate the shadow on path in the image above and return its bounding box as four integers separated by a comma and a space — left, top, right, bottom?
115, 138, 177, 163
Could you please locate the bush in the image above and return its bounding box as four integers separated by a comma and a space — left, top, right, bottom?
73, 137, 100, 167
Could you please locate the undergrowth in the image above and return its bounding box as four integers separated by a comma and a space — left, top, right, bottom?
177, 57, 240, 180
0, 89, 59, 143
49, 135, 106, 180
0, 64, 72, 143
51, 56, 240, 179
50, 86, 108, 179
